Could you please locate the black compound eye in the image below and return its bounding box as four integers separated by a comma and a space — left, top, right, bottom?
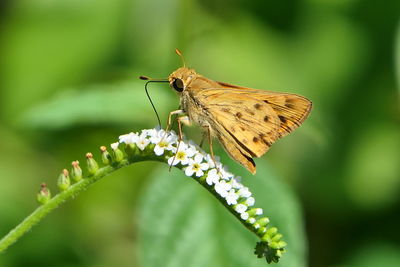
172, 79, 184, 92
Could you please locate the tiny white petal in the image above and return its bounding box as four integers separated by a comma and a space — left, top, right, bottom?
110, 142, 119, 150
225, 189, 239, 205
238, 187, 252, 198
240, 212, 249, 220
206, 169, 220, 185
255, 208, 263, 215
234, 204, 248, 213
254, 223, 260, 229
167, 156, 179, 166
185, 167, 195, 177
246, 197, 255, 206
154, 145, 164, 156
215, 181, 229, 197
200, 162, 209, 171
248, 217, 256, 224
119, 132, 139, 144
195, 169, 204, 177
136, 137, 150, 151
194, 153, 203, 163
230, 178, 244, 189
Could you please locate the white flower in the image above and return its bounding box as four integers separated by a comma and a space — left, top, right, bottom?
147, 129, 165, 144
110, 142, 119, 150
248, 217, 256, 224
234, 204, 248, 213
167, 143, 196, 166
154, 136, 176, 156
141, 128, 158, 139
230, 177, 244, 189
184, 154, 209, 177
246, 197, 255, 206
206, 168, 220, 185
240, 212, 249, 220
132, 133, 150, 151
219, 166, 234, 180
238, 187, 252, 198
253, 223, 260, 229
225, 189, 239, 205
119, 132, 139, 144
255, 208, 263, 215
205, 154, 221, 169
214, 180, 232, 197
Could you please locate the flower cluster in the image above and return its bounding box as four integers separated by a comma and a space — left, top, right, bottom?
34, 127, 285, 263
117, 128, 286, 262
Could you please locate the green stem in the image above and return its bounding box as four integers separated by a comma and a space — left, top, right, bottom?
0, 159, 127, 252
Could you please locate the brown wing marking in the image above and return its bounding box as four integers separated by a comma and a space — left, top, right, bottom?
215, 126, 257, 174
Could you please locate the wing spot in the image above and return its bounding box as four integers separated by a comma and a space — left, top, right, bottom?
253, 137, 259, 143
240, 126, 245, 131
236, 112, 243, 118
221, 108, 230, 113
264, 115, 269, 122
263, 100, 270, 104
285, 103, 295, 109
278, 115, 287, 123
254, 103, 262, 110
245, 108, 255, 116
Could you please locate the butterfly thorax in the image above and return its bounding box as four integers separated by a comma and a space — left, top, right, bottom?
168, 67, 198, 89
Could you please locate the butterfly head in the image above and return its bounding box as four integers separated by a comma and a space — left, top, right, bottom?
168, 67, 197, 93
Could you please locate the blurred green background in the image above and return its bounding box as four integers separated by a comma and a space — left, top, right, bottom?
1, 0, 399, 266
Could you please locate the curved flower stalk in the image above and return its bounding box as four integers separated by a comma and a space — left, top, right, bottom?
0, 128, 286, 263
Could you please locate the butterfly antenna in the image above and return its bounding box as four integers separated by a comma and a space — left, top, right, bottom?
175, 48, 186, 67
139, 76, 169, 128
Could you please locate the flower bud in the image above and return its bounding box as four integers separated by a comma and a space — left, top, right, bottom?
257, 226, 267, 235
100, 146, 111, 165
57, 169, 70, 191
266, 227, 278, 236
272, 233, 283, 242
70, 160, 82, 182
256, 217, 270, 227
270, 240, 287, 249
110, 142, 124, 162
37, 183, 51, 204
86, 153, 99, 175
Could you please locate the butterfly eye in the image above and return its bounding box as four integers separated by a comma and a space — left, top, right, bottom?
172, 79, 184, 92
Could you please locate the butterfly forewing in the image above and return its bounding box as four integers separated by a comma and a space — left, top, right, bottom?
186, 80, 312, 173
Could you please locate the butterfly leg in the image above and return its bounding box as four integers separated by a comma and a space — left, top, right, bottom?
161, 109, 185, 143
165, 109, 185, 132
168, 115, 190, 171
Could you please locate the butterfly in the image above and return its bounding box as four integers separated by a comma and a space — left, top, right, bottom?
141, 49, 312, 174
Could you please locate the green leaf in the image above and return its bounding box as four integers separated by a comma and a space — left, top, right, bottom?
137, 158, 306, 267
18, 81, 175, 130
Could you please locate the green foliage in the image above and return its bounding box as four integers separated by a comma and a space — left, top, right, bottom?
19, 82, 174, 129
1, 0, 399, 266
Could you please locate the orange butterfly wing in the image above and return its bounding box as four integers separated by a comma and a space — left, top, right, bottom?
188, 78, 312, 174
